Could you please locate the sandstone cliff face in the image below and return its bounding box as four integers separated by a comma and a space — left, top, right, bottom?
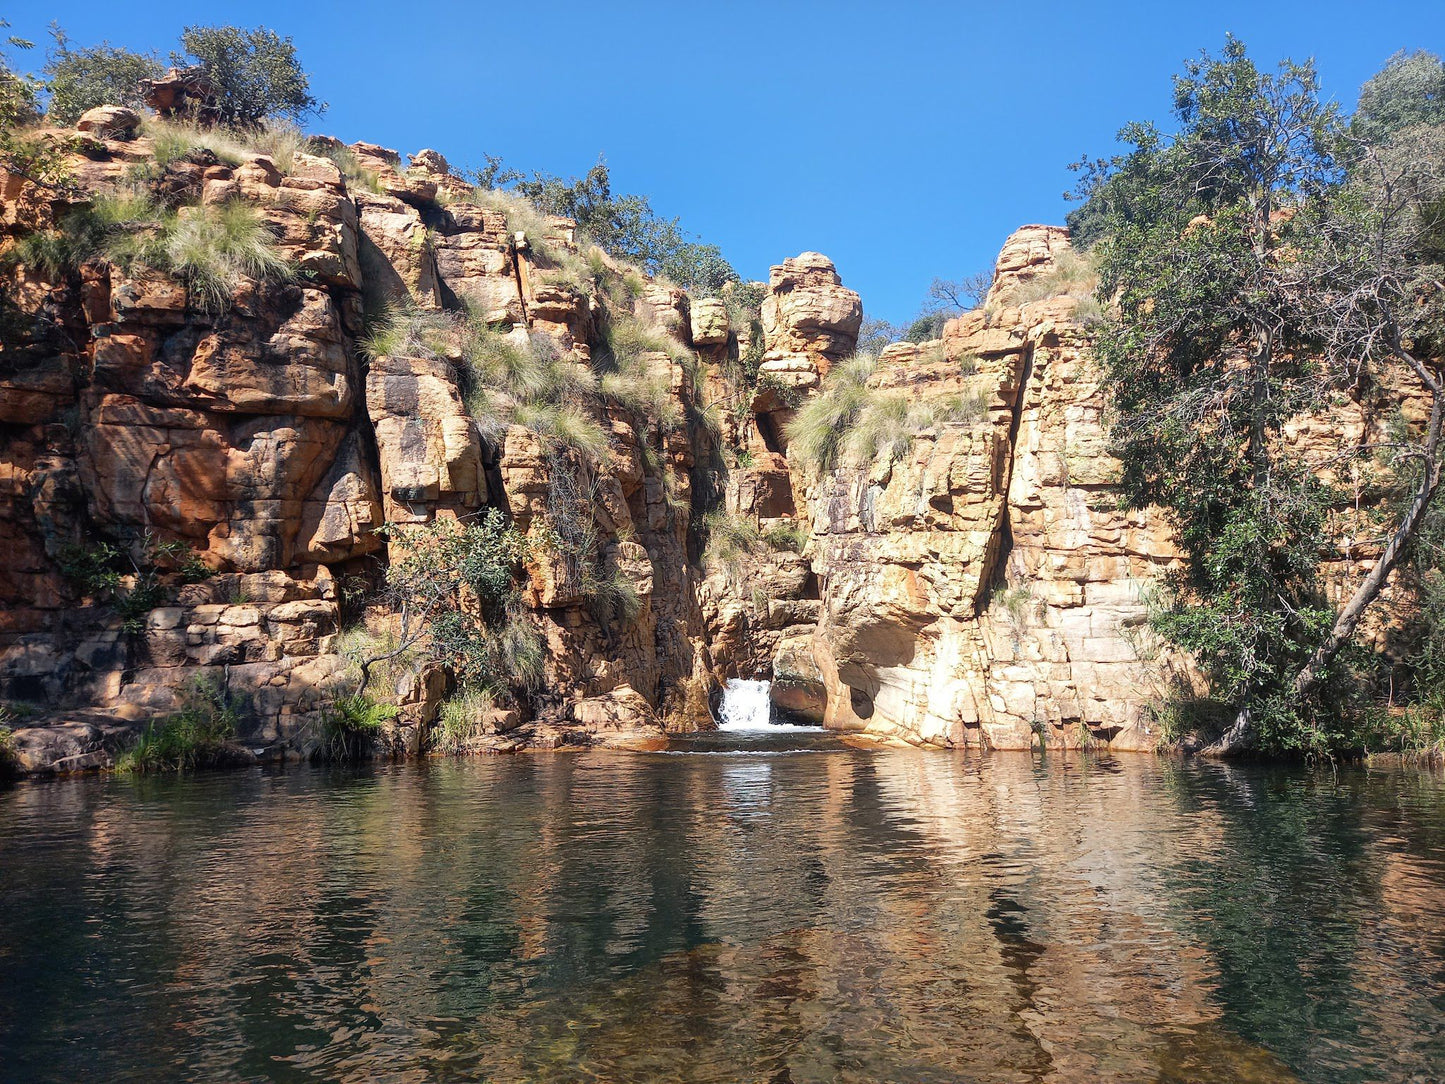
804, 228, 1182, 750
0, 122, 714, 768
4, 118, 1407, 769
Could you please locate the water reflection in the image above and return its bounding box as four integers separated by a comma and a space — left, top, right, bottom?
0, 753, 1441, 1083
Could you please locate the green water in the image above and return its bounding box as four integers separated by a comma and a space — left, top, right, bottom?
0, 740, 1442, 1083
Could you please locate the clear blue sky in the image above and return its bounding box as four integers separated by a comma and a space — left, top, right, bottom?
10, 0, 1445, 322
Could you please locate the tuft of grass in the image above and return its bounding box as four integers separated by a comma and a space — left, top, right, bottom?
762, 520, 809, 552
702, 510, 761, 581
116, 677, 239, 773
163, 201, 294, 310
11, 192, 292, 309
249, 123, 311, 174
589, 562, 642, 632
145, 117, 249, 170
786, 354, 876, 470
787, 354, 991, 472
361, 306, 458, 361
486, 605, 545, 691
999, 248, 1098, 308
320, 693, 398, 761
432, 685, 498, 754
513, 400, 609, 457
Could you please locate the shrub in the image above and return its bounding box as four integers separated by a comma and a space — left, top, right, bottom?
43, 29, 162, 124
319, 693, 397, 761
55, 533, 210, 635
116, 677, 240, 772
0, 725, 15, 778
432, 685, 497, 754
762, 520, 809, 552
145, 116, 250, 168
174, 24, 323, 126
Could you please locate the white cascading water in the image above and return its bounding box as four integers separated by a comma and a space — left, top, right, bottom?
717, 679, 818, 733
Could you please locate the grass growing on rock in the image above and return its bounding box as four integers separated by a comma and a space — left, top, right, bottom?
115, 677, 241, 773
11, 190, 293, 308
787, 353, 992, 472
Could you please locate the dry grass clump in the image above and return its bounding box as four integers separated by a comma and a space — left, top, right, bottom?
12, 189, 292, 309
997, 249, 1102, 322
787, 354, 992, 472
701, 510, 761, 581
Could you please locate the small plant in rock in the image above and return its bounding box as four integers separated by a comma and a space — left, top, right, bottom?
11, 191, 294, 309
788, 354, 990, 472
432, 685, 497, 754
318, 694, 397, 761
57, 533, 210, 635
702, 510, 761, 582
761, 521, 809, 553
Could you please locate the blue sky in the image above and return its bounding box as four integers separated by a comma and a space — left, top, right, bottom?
10, 0, 1445, 322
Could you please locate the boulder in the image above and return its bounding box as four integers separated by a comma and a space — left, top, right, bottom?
75, 105, 141, 140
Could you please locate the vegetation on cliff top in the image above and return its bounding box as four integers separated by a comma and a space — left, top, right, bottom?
1073, 40, 1445, 756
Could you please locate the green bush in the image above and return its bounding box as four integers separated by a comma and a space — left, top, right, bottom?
174, 24, 322, 126
43, 30, 162, 124
319, 694, 397, 761
116, 677, 240, 772
432, 685, 497, 754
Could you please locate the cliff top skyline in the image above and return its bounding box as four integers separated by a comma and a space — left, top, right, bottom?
15, 0, 1444, 323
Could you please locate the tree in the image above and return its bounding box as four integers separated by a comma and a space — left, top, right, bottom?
1284, 114, 1445, 709
0, 21, 69, 188
512, 155, 739, 294
928, 272, 992, 311
1353, 50, 1445, 144
173, 25, 322, 126
359, 512, 538, 699
1088, 38, 1349, 753
43, 27, 161, 123
1089, 39, 1445, 755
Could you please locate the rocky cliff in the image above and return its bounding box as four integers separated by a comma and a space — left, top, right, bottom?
0, 110, 1408, 771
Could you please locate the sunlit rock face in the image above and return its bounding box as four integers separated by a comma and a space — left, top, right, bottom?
0, 125, 713, 763
0, 117, 1413, 765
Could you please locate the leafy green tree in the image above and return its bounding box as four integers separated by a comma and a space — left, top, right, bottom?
1352, 50, 1445, 144
0, 21, 69, 187
1086, 39, 1445, 754
1086, 38, 1348, 753
42, 27, 161, 123
173, 24, 322, 126
512, 155, 739, 294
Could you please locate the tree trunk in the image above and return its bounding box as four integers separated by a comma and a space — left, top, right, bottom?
1202, 706, 1253, 757
1290, 350, 1443, 705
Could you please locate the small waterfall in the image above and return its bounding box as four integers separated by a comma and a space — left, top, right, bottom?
718, 679, 775, 730
717, 679, 819, 733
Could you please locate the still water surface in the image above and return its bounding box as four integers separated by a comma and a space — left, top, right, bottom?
0, 737, 1442, 1083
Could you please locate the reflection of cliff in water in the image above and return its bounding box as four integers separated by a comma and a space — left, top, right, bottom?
1, 755, 1442, 1082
